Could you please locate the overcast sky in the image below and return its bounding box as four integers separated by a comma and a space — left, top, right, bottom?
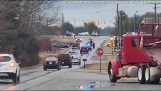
56, 1, 161, 28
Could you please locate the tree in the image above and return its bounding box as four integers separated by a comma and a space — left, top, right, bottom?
84, 22, 98, 34
61, 22, 74, 34
0, 0, 59, 67
74, 26, 85, 35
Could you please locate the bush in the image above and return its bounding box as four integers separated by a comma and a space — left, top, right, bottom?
0, 31, 40, 67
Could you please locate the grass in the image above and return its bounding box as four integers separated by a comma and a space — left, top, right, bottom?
50, 36, 76, 43
38, 37, 75, 62
81, 63, 108, 70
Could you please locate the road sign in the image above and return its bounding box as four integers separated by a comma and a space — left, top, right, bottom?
96, 48, 104, 56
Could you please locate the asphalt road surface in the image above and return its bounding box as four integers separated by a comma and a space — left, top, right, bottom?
1, 36, 161, 90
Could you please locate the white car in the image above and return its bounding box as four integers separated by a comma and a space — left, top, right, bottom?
0, 54, 20, 83
78, 32, 89, 36
67, 50, 81, 65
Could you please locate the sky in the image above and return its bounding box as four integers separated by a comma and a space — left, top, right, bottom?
55, 1, 161, 28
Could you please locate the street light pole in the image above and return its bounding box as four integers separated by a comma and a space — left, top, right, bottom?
62, 13, 64, 25
117, 3, 119, 36
134, 11, 138, 32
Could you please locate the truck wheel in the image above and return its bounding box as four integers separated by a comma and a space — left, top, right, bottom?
145, 66, 160, 84
108, 63, 117, 82
138, 65, 146, 84
145, 66, 150, 84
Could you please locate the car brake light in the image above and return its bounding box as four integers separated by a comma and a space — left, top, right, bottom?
10, 62, 15, 67
55, 61, 58, 64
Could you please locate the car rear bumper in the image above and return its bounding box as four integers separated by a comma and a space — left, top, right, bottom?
72, 58, 80, 63
60, 62, 71, 66
0, 72, 15, 79
0, 69, 16, 73
43, 64, 59, 69
81, 51, 88, 53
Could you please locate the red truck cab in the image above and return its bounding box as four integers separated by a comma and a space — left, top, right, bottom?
108, 23, 161, 84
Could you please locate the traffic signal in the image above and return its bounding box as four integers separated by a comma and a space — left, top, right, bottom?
110, 37, 115, 48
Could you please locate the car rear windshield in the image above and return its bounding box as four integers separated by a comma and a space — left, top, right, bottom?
0, 56, 11, 62
81, 47, 87, 49
68, 51, 75, 54
59, 54, 70, 58
45, 57, 57, 61
72, 43, 79, 47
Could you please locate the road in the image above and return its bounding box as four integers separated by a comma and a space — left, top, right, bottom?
1, 36, 161, 90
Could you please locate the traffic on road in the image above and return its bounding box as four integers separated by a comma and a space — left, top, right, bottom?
1, 0, 161, 91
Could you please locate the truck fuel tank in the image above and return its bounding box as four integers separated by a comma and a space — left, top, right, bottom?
119, 66, 138, 77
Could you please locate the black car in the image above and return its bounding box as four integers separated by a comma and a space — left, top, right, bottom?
43, 57, 61, 70
80, 47, 89, 55
72, 43, 80, 50
58, 54, 72, 68
51, 42, 69, 48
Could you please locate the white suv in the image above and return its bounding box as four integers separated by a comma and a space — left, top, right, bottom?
0, 54, 20, 83
67, 50, 81, 65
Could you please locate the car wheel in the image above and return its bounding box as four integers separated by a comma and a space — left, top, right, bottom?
57, 64, 61, 70
93, 43, 95, 49
69, 64, 72, 68
43, 67, 47, 71
12, 72, 19, 84
78, 60, 81, 65
17, 71, 20, 83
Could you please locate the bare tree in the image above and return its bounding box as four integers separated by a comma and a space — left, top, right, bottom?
19, 0, 60, 35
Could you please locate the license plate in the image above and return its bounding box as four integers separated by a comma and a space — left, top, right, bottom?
49, 61, 52, 64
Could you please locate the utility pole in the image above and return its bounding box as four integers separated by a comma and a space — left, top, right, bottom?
134, 11, 138, 32
148, 2, 161, 23
62, 13, 64, 25
120, 14, 122, 36
117, 3, 119, 36
117, 3, 121, 48
154, 2, 157, 23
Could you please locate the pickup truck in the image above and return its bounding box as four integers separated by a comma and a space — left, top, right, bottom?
58, 54, 72, 68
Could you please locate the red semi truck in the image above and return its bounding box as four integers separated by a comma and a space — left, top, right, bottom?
108, 23, 161, 84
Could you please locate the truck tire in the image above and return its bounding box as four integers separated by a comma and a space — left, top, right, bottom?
145, 66, 160, 84
138, 65, 146, 84
108, 63, 117, 82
